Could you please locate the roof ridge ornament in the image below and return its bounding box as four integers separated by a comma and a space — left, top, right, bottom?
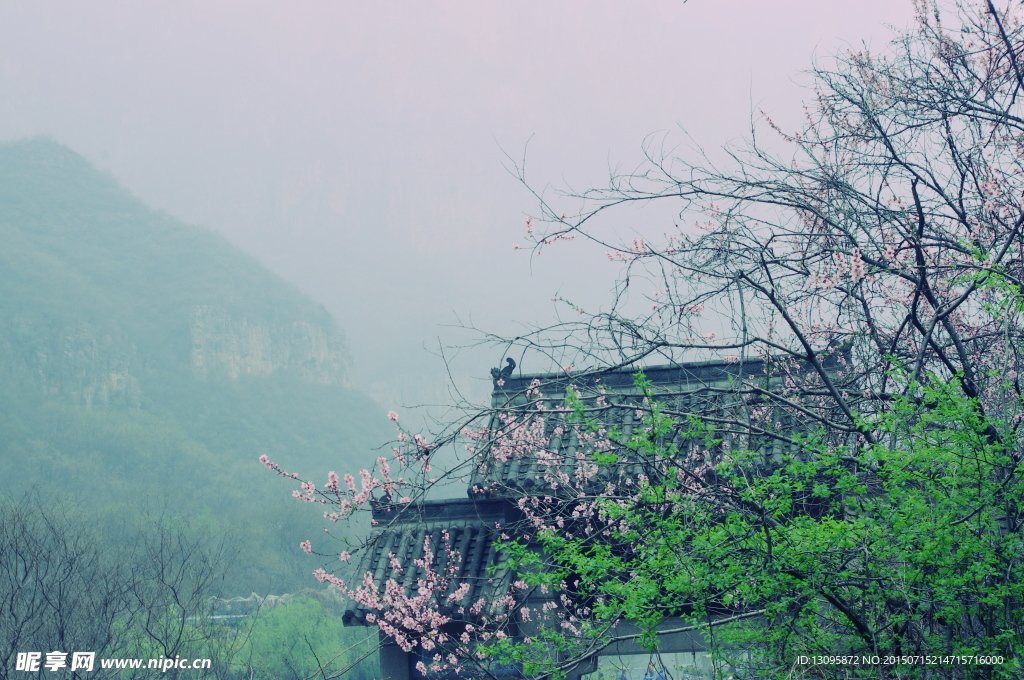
490, 357, 516, 383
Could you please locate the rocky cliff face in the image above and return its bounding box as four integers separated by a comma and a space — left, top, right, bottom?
0, 306, 352, 410
189, 305, 351, 386
0, 319, 143, 409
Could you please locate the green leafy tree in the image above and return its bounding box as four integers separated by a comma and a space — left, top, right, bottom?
234, 596, 378, 680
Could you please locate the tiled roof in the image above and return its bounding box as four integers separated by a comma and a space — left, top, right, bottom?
340, 498, 515, 626
472, 361, 766, 497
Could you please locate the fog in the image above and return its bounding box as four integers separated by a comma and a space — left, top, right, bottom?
0, 0, 917, 415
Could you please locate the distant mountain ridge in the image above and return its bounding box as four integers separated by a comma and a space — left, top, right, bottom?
0, 138, 386, 593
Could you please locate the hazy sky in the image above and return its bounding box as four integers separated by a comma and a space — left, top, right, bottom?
0, 0, 918, 413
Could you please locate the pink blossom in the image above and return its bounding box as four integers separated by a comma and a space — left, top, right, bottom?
850, 248, 866, 282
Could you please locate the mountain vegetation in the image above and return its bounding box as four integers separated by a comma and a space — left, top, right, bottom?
0, 137, 389, 595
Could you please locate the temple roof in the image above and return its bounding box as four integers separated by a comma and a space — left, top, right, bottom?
472, 360, 771, 497
340, 498, 516, 626
341, 359, 832, 628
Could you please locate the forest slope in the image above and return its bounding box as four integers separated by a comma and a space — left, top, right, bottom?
0, 138, 387, 593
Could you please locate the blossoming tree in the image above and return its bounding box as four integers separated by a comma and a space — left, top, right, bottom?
266, 2, 1024, 678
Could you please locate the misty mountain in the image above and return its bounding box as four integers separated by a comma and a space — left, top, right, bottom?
0, 137, 389, 593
